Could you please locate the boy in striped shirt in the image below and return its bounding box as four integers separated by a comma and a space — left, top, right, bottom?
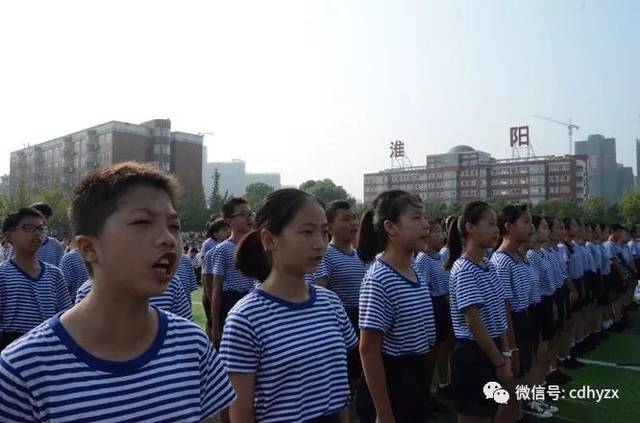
0, 162, 235, 422
203, 198, 258, 346
0, 208, 72, 350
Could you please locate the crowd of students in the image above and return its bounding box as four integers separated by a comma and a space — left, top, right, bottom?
0, 160, 638, 422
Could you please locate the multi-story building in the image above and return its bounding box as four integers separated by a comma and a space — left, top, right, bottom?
203, 159, 281, 198
363, 145, 588, 205
574, 134, 634, 204
636, 139, 640, 187
9, 119, 203, 200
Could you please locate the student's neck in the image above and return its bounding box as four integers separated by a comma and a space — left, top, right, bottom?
463, 241, 485, 264
498, 238, 521, 256
13, 251, 39, 275
330, 237, 352, 253
382, 243, 413, 271
261, 265, 309, 302
62, 280, 157, 360
230, 230, 247, 243
426, 245, 440, 255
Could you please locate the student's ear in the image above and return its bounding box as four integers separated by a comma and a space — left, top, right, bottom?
260, 229, 277, 252
75, 235, 98, 265
383, 219, 399, 239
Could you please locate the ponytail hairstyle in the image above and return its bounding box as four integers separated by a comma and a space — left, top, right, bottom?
235, 188, 323, 282
356, 190, 423, 263
445, 200, 493, 270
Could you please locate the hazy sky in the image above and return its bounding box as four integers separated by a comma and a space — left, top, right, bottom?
1, 0, 639, 200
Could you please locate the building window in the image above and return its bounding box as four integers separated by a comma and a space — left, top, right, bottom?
153, 144, 171, 155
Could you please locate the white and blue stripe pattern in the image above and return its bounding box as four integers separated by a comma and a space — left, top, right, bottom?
576, 242, 596, 273
0, 309, 236, 422
206, 239, 257, 293
439, 247, 450, 268
75, 277, 193, 321
60, 249, 89, 299
359, 259, 436, 356
220, 285, 357, 422
414, 251, 450, 297
586, 242, 602, 273
176, 254, 198, 293
201, 237, 218, 257
449, 257, 508, 339
544, 248, 566, 291
527, 249, 556, 297
559, 243, 584, 280
0, 260, 72, 334
598, 243, 612, 275
313, 244, 367, 309
524, 258, 541, 305
490, 251, 532, 312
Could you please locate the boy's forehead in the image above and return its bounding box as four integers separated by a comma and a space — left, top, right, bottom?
116, 186, 177, 214
19, 215, 44, 225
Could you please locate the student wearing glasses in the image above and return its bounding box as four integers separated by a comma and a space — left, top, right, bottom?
0, 208, 72, 350
202, 198, 258, 346
4, 202, 65, 267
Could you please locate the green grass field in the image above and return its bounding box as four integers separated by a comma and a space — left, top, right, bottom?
192, 286, 640, 422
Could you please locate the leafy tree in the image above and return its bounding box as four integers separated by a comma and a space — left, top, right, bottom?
208, 168, 229, 215
619, 191, 640, 226
34, 182, 70, 238
245, 182, 274, 210
583, 196, 607, 223
180, 189, 209, 232
300, 178, 355, 205
424, 202, 448, 221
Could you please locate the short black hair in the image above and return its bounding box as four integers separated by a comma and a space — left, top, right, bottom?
69, 161, 183, 237
221, 198, 248, 220
326, 200, 352, 223
2, 208, 44, 234
210, 217, 228, 233
29, 202, 53, 217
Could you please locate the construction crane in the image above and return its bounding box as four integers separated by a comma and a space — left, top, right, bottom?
533, 114, 579, 155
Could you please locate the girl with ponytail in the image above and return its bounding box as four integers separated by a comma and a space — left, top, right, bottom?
356, 190, 436, 423
446, 201, 515, 423
220, 189, 357, 422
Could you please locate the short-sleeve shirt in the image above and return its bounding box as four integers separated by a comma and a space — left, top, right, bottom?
0, 309, 236, 422
220, 285, 356, 422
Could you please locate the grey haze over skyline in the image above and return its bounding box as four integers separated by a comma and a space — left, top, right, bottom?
1, 0, 639, 201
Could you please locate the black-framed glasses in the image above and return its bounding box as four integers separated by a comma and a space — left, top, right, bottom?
16, 224, 47, 235
230, 211, 255, 219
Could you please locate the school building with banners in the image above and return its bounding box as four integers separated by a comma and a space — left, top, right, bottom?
363, 144, 589, 205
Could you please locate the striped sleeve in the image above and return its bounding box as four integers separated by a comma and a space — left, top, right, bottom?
0, 354, 33, 420
332, 296, 358, 350
202, 249, 215, 275
358, 277, 392, 333
313, 257, 330, 280
53, 268, 73, 312
171, 281, 193, 321
452, 268, 485, 311
211, 247, 227, 278
220, 312, 260, 373
199, 340, 237, 419
492, 259, 514, 301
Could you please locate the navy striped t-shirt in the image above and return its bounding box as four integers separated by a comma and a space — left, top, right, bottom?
526, 249, 556, 297
75, 277, 193, 321
524, 258, 541, 305
60, 249, 89, 299
0, 260, 72, 334
0, 309, 236, 422
359, 259, 436, 356
449, 257, 508, 339
314, 244, 368, 309
586, 242, 601, 273
490, 251, 532, 312
204, 239, 258, 293
598, 243, 611, 275
220, 285, 357, 422
414, 251, 450, 297
559, 243, 584, 280
177, 254, 198, 293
